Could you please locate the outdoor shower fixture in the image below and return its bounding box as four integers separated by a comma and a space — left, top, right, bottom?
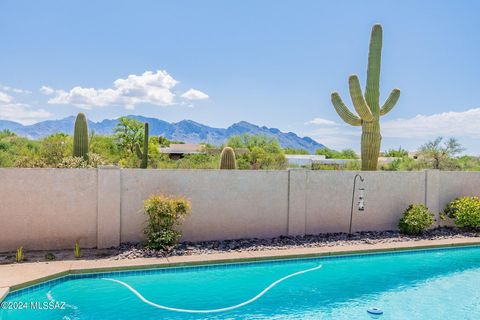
349, 174, 365, 235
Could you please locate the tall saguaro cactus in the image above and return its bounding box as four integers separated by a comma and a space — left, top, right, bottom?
135, 122, 149, 169
73, 112, 89, 159
331, 24, 400, 170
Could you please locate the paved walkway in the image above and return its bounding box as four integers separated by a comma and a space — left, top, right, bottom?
1, 237, 479, 300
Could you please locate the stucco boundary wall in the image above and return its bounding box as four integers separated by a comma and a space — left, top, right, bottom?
1, 168, 479, 252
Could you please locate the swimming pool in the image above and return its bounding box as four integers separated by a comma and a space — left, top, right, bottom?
2, 245, 480, 319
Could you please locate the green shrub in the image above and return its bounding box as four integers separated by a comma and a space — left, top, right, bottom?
143, 194, 191, 251
398, 204, 434, 235
45, 252, 56, 261
444, 196, 480, 228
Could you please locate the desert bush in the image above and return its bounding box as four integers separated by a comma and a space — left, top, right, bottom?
40, 133, 72, 165
45, 252, 56, 261
56, 153, 105, 168
315, 148, 358, 159
14, 157, 48, 168
444, 196, 480, 228
143, 194, 191, 250
398, 204, 434, 235
311, 160, 360, 171
227, 134, 287, 169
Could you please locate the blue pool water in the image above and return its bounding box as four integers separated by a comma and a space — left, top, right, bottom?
2, 246, 480, 319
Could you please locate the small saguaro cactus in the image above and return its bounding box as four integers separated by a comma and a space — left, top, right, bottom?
73, 112, 89, 159
135, 122, 149, 169
219, 147, 237, 169
331, 24, 400, 171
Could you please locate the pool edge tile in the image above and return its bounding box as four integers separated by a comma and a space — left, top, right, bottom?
3, 238, 480, 295
0, 287, 9, 302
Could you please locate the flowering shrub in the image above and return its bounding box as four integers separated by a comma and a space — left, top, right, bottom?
398, 204, 434, 235
444, 196, 480, 228
143, 194, 191, 251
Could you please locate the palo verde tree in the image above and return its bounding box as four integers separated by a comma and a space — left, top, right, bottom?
418, 137, 464, 170
331, 24, 400, 170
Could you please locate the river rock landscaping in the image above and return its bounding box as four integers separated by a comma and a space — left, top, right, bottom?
1, 227, 478, 264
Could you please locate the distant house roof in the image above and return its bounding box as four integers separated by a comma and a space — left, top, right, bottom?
159, 144, 205, 154
206, 147, 249, 155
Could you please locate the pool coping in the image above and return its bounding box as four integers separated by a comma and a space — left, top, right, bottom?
1, 237, 480, 300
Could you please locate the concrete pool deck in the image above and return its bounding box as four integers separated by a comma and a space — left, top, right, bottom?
1, 237, 480, 299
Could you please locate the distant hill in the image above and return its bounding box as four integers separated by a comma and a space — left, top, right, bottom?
0, 116, 325, 153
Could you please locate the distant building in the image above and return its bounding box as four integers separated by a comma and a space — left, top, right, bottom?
377, 157, 399, 164
160, 144, 248, 160
159, 144, 205, 160
286, 154, 398, 167
285, 154, 326, 166
408, 151, 420, 159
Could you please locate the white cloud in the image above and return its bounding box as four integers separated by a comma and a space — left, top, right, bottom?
41, 70, 207, 109
305, 108, 480, 150
0, 85, 31, 94
40, 86, 55, 95
307, 125, 360, 150
181, 88, 209, 100
304, 117, 337, 126
0, 104, 52, 125
0, 90, 52, 124
382, 108, 480, 138
304, 117, 358, 149
0, 91, 13, 104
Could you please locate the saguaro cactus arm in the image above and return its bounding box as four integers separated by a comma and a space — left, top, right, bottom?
331, 92, 362, 126
365, 24, 383, 113
380, 88, 401, 116
348, 75, 374, 122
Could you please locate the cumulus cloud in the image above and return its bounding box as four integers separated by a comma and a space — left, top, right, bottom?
41, 70, 208, 109
304, 117, 337, 126
382, 108, 480, 138
181, 88, 209, 100
307, 125, 360, 150
40, 86, 55, 95
0, 90, 52, 125
305, 108, 480, 150
0, 104, 52, 125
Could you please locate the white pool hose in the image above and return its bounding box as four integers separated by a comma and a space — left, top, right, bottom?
102, 263, 322, 313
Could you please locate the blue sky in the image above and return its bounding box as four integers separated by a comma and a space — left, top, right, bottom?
1, 0, 480, 153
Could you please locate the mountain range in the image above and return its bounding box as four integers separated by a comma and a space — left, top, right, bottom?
0, 116, 325, 153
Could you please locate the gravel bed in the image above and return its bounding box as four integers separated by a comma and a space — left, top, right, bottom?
1, 227, 478, 264
112, 227, 480, 260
